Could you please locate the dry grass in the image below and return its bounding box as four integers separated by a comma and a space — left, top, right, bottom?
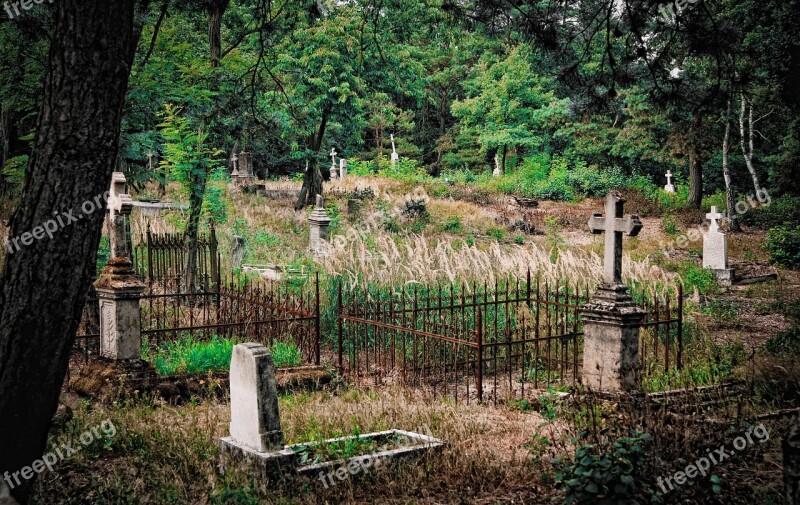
39, 387, 558, 504
320, 231, 679, 299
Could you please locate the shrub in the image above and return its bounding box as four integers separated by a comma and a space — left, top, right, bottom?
765, 224, 800, 269
764, 326, 800, 355
442, 217, 463, 233
661, 214, 679, 235
554, 432, 654, 504
400, 199, 429, 220
679, 263, 718, 296
740, 196, 800, 229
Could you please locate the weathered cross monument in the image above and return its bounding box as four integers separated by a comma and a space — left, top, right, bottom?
581, 191, 645, 390
94, 172, 146, 360
329, 147, 339, 180
664, 170, 676, 193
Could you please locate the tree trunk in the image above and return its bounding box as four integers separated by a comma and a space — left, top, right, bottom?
0, 1, 138, 503
295, 113, 328, 210
722, 94, 741, 232
688, 151, 703, 208
500, 144, 508, 175
208, 0, 229, 68
182, 171, 207, 293
739, 93, 763, 194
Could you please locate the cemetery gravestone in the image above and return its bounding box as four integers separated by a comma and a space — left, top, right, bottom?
340, 158, 347, 179
580, 191, 645, 391
95, 173, 145, 360
308, 194, 331, 253
220, 343, 297, 480
664, 170, 676, 193
703, 206, 734, 286
330, 148, 339, 180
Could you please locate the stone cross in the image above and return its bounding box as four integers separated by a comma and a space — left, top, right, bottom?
330, 147, 338, 166
329, 148, 339, 180
703, 206, 731, 283
706, 206, 723, 233
231, 153, 240, 176
588, 191, 643, 287
147, 152, 154, 171
228, 343, 284, 451
107, 172, 134, 260
664, 170, 676, 193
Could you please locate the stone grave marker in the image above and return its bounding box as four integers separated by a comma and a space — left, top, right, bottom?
339, 158, 347, 179
308, 194, 331, 253
329, 147, 339, 180
664, 170, 676, 193
107, 172, 134, 260
580, 191, 645, 391
220, 343, 297, 480
703, 206, 734, 286
390, 134, 399, 165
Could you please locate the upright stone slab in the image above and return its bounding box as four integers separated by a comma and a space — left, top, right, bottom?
339, 158, 347, 179
220, 343, 297, 481
308, 195, 331, 253
703, 206, 734, 286
581, 192, 645, 391
229, 343, 283, 451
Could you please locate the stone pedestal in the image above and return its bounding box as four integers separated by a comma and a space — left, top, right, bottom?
664, 183, 675, 193
94, 258, 146, 360
580, 285, 645, 391
308, 195, 331, 253
220, 343, 296, 482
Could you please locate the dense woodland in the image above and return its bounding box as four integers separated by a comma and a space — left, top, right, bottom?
1, 1, 800, 504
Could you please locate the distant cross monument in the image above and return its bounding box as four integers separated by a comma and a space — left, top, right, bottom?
581, 191, 646, 391
390, 134, 399, 165
664, 170, 676, 193
147, 151, 154, 171
330, 147, 339, 180
231, 153, 240, 177
107, 172, 134, 260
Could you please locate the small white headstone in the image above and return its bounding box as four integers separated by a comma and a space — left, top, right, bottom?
664, 170, 676, 193
339, 158, 347, 179
703, 206, 728, 270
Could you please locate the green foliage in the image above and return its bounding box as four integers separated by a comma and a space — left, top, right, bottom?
400, 198, 429, 220
142, 336, 302, 376
764, 326, 800, 355
741, 196, 800, 229
442, 216, 463, 233
202, 166, 230, 224
661, 214, 679, 235
1, 155, 27, 194
487, 227, 505, 241
765, 224, 800, 269
554, 432, 654, 504
678, 263, 718, 296
544, 216, 565, 262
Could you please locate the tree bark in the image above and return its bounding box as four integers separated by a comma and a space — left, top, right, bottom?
739, 93, 763, 194
0, 1, 138, 502
208, 0, 230, 68
182, 171, 207, 293
295, 112, 328, 210
500, 144, 508, 175
688, 151, 703, 208
722, 94, 740, 232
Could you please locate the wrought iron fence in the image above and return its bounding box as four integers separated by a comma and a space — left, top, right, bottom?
337, 272, 684, 405
74, 272, 321, 367
131, 223, 220, 284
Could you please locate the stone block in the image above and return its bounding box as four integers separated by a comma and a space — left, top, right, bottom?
703, 230, 728, 270
229, 343, 283, 452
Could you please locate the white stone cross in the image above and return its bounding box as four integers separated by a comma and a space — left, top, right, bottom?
107, 172, 134, 259
390, 134, 397, 154
588, 191, 643, 286
231, 153, 240, 176
706, 206, 723, 233
664, 170, 676, 193
330, 147, 338, 165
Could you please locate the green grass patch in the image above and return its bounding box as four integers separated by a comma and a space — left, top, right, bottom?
142, 335, 303, 375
